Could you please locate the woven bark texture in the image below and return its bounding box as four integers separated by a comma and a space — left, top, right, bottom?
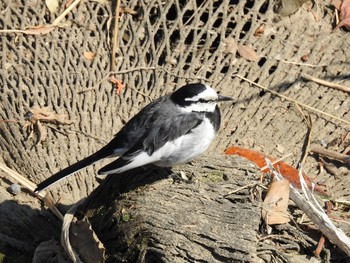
0, 0, 349, 262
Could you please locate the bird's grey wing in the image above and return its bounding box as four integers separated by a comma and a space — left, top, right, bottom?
98, 112, 203, 175
35, 96, 170, 191
104, 95, 171, 155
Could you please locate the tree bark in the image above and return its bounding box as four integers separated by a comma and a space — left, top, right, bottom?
70, 154, 261, 263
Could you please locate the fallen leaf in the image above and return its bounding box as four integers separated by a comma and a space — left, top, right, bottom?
262, 179, 290, 225
223, 37, 237, 54
332, 0, 342, 10
224, 146, 327, 196
70, 217, 105, 263
64, 0, 75, 8
24, 25, 56, 35
28, 107, 74, 125
45, 0, 59, 14
254, 25, 265, 37
83, 51, 97, 60
36, 120, 47, 143
334, 0, 350, 30
276, 144, 285, 154
0, 25, 56, 35
108, 75, 125, 95
23, 107, 74, 144
120, 7, 138, 15
301, 54, 310, 62
237, 44, 259, 62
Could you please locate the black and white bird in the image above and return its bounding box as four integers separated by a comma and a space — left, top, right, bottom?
35, 83, 233, 192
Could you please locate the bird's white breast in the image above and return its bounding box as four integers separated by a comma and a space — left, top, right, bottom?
105, 117, 217, 174
153, 117, 216, 167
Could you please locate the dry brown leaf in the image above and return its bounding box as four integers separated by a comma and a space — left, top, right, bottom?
24, 107, 74, 144
28, 107, 74, 125
332, 0, 342, 10
262, 179, 290, 225
254, 25, 265, 37
237, 44, 259, 62
120, 7, 138, 15
36, 120, 47, 143
223, 37, 237, 54
334, 0, 350, 30
70, 217, 105, 263
0, 25, 56, 35
108, 75, 125, 94
301, 54, 310, 62
23, 25, 56, 35
64, 0, 75, 8
45, 0, 59, 14
83, 51, 97, 60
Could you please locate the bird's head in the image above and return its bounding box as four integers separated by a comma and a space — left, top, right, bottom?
170, 83, 233, 112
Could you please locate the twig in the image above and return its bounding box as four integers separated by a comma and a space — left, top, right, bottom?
0, 119, 21, 123
259, 153, 293, 172
61, 198, 85, 263
280, 60, 327, 68
314, 201, 332, 256
0, 26, 56, 35
310, 147, 350, 164
111, 0, 121, 72
319, 157, 338, 178
46, 124, 108, 144
78, 66, 157, 94
161, 68, 209, 82
335, 8, 340, 25
182, 1, 206, 27
301, 73, 350, 93
79, 66, 208, 94
0, 162, 64, 221
52, 0, 84, 26
234, 74, 350, 126
294, 105, 313, 166
223, 182, 257, 197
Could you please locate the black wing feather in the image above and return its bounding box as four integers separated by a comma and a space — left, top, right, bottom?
98, 111, 204, 174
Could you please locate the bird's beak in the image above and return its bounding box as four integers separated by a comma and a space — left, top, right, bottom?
217, 94, 234, 102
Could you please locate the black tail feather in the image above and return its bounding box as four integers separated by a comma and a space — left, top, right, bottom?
35, 149, 111, 192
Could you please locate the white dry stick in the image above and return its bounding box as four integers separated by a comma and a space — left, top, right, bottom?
265, 159, 350, 257
61, 198, 85, 263
0, 162, 63, 221
52, 0, 84, 26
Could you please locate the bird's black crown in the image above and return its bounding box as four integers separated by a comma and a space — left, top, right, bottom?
170, 83, 207, 107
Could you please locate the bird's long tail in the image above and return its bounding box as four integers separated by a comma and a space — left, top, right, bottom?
35, 148, 112, 192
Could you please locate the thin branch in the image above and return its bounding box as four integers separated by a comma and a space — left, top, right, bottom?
294, 105, 313, 166
52, 0, 84, 26
78, 66, 157, 93
301, 73, 350, 93
310, 147, 350, 164
259, 153, 293, 172
234, 74, 350, 126
280, 60, 327, 68
0, 162, 63, 221
111, 0, 121, 72
78, 66, 208, 94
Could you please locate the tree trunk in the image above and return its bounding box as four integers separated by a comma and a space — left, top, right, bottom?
70, 154, 261, 263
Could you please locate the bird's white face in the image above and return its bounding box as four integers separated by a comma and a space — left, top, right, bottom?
181, 85, 218, 113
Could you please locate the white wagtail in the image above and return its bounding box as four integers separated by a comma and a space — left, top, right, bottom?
35, 83, 233, 192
